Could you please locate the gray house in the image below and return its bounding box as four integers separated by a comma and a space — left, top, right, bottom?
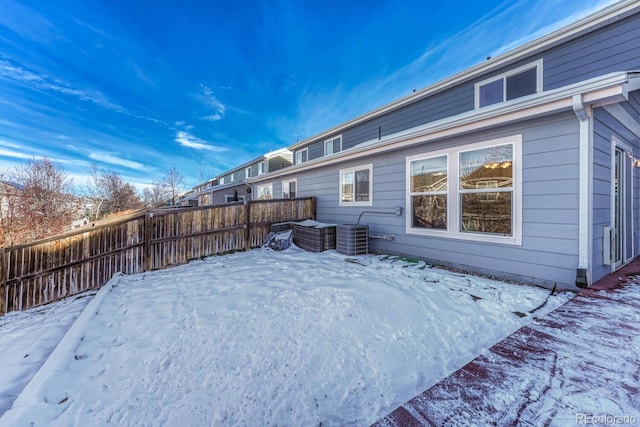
250, 0, 640, 290
178, 148, 293, 206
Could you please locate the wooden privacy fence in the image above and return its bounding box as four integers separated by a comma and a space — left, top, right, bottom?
0, 197, 316, 315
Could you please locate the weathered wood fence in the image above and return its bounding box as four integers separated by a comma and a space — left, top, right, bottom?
0, 197, 316, 315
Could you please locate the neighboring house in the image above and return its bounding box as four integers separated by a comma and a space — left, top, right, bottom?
250, 0, 640, 290
0, 181, 23, 219
177, 148, 292, 206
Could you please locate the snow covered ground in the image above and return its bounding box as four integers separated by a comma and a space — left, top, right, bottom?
0, 245, 571, 426
0, 292, 94, 416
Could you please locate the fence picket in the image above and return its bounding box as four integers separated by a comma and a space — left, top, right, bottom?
0, 198, 315, 315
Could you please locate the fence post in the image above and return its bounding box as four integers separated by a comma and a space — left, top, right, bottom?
244, 200, 251, 251
0, 247, 5, 316
144, 211, 152, 272
311, 197, 317, 220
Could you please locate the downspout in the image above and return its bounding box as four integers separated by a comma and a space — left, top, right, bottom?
572, 94, 591, 288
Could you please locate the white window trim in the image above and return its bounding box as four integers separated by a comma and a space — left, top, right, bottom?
256, 183, 273, 200
339, 163, 373, 207
324, 135, 343, 156
406, 135, 522, 245
295, 148, 308, 165
258, 161, 266, 175
245, 167, 252, 179
408, 153, 449, 233
474, 59, 543, 109
282, 178, 297, 199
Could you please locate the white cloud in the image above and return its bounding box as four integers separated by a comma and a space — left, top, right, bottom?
199, 85, 226, 120
202, 114, 223, 122
0, 59, 167, 126
0, 148, 34, 160
89, 152, 149, 171
0, 139, 23, 149
175, 131, 227, 152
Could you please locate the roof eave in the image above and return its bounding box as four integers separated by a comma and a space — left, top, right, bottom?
288, 0, 640, 151
252, 71, 634, 181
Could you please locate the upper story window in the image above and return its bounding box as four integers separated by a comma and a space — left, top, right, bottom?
245, 167, 252, 179
324, 136, 342, 156
340, 164, 372, 207
475, 60, 542, 109
258, 161, 266, 175
295, 148, 308, 165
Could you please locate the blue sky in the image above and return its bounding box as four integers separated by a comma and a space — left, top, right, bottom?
0, 0, 617, 191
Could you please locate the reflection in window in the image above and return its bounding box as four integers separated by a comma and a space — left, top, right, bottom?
409, 155, 448, 229
340, 165, 372, 206
282, 179, 296, 199
476, 61, 540, 108
459, 144, 513, 235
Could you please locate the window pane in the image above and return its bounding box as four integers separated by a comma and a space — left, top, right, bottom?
411, 156, 447, 192
506, 67, 537, 100
257, 185, 272, 200
290, 181, 296, 198
460, 145, 513, 190
325, 141, 333, 155
342, 171, 354, 202
295, 150, 307, 164
412, 195, 447, 229
479, 79, 503, 107
461, 192, 512, 234
355, 169, 369, 201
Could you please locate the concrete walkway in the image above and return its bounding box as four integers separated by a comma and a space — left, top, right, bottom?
373, 261, 640, 426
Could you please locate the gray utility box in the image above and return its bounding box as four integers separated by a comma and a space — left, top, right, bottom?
336, 224, 369, 256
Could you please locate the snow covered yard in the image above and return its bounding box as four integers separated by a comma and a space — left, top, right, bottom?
0, 245, 571, 426
0, 291, 94, 417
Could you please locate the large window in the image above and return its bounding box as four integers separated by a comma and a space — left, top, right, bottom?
325, 135, 342, 156
295, 148, 308, 165
475, 60, 542, 108
406, 135, 521, 244
282, 179, 297, 199
459, 145, 513, 235
340, 164, 372, 206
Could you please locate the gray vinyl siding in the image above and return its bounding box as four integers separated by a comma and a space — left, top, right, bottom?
591, 104, 640, 283
294, 11, 640, 164
211, 183, 249, 205
292, 113, 581, 289
544, 13, 640, 90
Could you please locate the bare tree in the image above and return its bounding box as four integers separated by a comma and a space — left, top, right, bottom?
142, 180, 171, 207
162, 166, 184, 206
1, 157, 78, 246
98, 170, 144, 216
81, 164, 144, 219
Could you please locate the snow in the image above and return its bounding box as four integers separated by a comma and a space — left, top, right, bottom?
375, 280, 640, 426
0, 292, 93, 416
0, 245, 571, 426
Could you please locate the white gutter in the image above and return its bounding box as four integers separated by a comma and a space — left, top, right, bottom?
251, 72, 634, 182
572, 94, 592, 288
